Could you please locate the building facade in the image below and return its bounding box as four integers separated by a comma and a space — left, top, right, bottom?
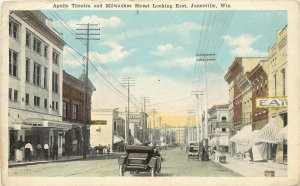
8, 11, 67, 160
224, 57, 264, 153
267, 25, 287, 162
62, 71, 96, 155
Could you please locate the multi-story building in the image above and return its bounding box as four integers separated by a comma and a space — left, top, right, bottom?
171, 127, 185, 145
224, 57, 264, 153
90, 109, 125, 152
62, 70, 96, 155
208, 104, 230, 151
267, 25, 287, 162
8, 11, 67, 160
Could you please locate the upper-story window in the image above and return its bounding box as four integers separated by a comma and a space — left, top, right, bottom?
273, 74, 277, 96
44, 45, 48, 58
33, 37, 41, 54
26, 58, 30, 82
8, 88, 12, 101
52, 72, 59, 93
9, 21, 19, 39
13, 90, 18, 102
114, 121, 117, 131
63, 101, 68, 119
9, 50, 18, 77
221, 116, 227, 122
72, 104, 78, 120
52, 50, 59, 65
33, 62, 41, 86
34, 96, 40, 107
26, 32, 31, 47
282, 69, 286, 96
44, 67, 48, 89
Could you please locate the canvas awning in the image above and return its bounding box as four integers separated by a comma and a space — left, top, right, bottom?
277, 125, 287, 140
229, 125, 252, 142
113, 135, 124, 144
219, 135, 229, 146
208, 137, 217, 146
250, 118, 277, 144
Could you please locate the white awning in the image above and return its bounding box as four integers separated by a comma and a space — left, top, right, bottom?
208, 137, 217, 146
219, 135, 229, 146
113, 135, 124, 144
251, 118, 277, 144
229, 125, 252, 142
277, 125, 287, 140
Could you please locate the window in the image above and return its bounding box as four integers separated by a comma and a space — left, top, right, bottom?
221, 116, 226, 122
72, 104, 78, 120
52, 101, 55, 110
9, 88, 12, 100
9, 50, 18, 77
44, 45, 48, 58
52, 51, 59, 65
13, 90, 18, 102
44, 67, 47, 89
44, 99, 47, 108
63, 101, 68, 119
25, 93, 29, 104
114, 121, 117, 131
274, 74, 277, 96
33, 37, 41, 54
282, 69, 286, 96
26, 32, 31, 47
9, 21, 18, 39
52, 72, 59, 93
222, 128, 226, 132
56, 102, 58, 110
34, 96, 40, 106
33, 62, 41, 86
26, 58, 30, 82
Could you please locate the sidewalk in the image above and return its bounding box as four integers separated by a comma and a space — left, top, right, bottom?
9, 152, 121, 168
214, 153, 287, 177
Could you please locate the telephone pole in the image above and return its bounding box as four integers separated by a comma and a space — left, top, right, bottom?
140, 97, 149, 143
187, 109, 195, 145
76, 23, 100, 159
196, 53, 215, 160
151, 109, 157, 145
122, 77, 135, 145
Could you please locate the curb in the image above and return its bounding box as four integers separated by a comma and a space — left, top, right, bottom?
9, 154, 120, 168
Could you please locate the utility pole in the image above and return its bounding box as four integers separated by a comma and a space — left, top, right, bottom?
151, 109, 157, 145
187, 110, 195, 145
76, 23, 100, 159
196, 53, 215, 161
122, 77, 135, 145
140, 97, 149, 143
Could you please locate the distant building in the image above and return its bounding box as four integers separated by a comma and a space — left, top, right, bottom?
171, 127, 185, 145
8, 11, 66, 160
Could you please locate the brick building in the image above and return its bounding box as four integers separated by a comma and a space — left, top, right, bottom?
62, 71, 96, 155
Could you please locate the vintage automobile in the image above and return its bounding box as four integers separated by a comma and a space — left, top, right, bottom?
118, 145, 162, 177
187, 142, 199, 160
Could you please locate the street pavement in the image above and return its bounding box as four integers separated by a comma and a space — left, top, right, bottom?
8, 147, 240, 177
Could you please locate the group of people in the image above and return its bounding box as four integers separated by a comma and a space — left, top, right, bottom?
14, 139, 59, 162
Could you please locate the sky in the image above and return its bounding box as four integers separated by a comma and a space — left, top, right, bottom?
42, 10, 287, 126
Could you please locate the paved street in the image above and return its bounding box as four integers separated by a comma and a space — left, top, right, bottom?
9, 148, 240, 177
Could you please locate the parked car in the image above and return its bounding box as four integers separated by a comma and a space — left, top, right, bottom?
118, 145, 162, 177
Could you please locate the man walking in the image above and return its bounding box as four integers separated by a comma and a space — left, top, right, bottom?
36, 143, 42, 159
24, 141, 33, 161
44, 143, 49, 160
52, 142, 58, 160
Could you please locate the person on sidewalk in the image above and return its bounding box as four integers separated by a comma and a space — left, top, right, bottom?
107, 144, 110, 156
15, 137, 25, 162
44, 143, 49, 160
52, 142, 58, 160
36, 143, 42, 160
24, 142, 33, 161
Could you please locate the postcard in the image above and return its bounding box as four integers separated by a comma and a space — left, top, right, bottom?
1, 0, 299, 185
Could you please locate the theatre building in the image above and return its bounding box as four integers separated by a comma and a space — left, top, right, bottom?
8, 11, 68, 160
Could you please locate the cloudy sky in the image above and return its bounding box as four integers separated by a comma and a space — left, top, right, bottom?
42, 10, 287, 125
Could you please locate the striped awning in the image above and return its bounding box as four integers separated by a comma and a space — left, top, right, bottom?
251, 118, 277, 144
229, 125, 252, 142
277, 125, 287, 140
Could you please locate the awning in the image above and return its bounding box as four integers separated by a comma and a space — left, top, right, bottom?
113, 135, 124, 144
229, 125, 252, 142
219, 135, 229, 146
134, 138, 142, 145
277, 125, 287, 140
208, 137, 217, 146
250, 118, 277, 144
23, 118, 72, 130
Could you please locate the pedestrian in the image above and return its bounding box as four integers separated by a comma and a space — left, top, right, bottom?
44, 143, 49, 160
15, 137, 25, 162
36, 143, 42, 159
24, 141, 33, 161
107, 144, 110, 156
52, 142, 58, 160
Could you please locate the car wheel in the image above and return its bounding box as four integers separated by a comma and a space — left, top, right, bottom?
119, 165, 124, 176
